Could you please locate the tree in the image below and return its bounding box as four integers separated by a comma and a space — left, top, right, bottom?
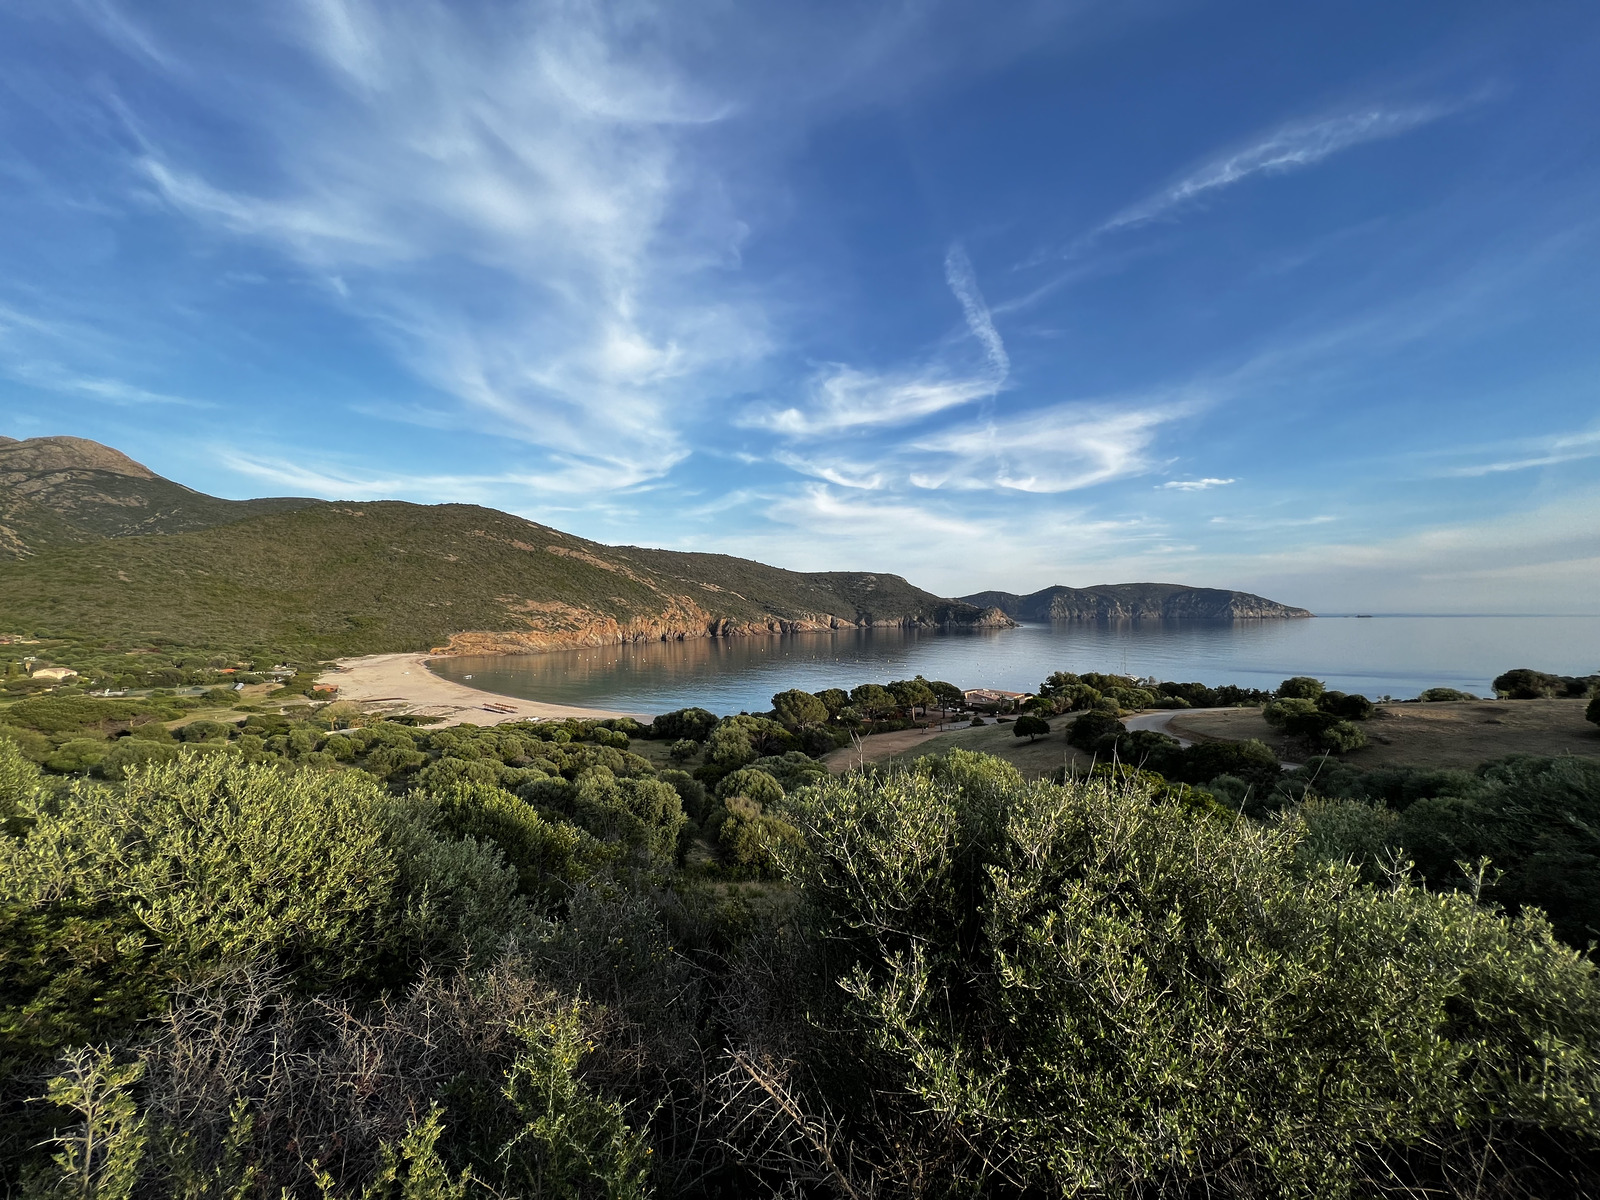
1493, 668, 1562, 699
1589, 692, 1600, 727
1277, 676, 1325, 701
1419, 687, 1476, 702
926, 680, 965, 717
771, 689, 828, 730
1012, 715, 1050, 743
1038, 670, 1081, 697
815, 688, 850, 717
650, 707, 718, 741
849, 683, 895, 719
888, 679, 936, 719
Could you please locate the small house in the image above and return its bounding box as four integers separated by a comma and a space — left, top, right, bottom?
963, 688, 1032, 712
29, 666, 79, 682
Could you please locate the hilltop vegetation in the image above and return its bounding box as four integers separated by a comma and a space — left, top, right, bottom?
0, 435, 317, 546
0, 437, 1004, 661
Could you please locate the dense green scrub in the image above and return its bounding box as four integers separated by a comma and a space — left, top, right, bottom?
4, 734, 1600, 1198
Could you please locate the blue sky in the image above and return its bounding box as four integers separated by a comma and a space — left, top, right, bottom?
2, 1, 1597, 612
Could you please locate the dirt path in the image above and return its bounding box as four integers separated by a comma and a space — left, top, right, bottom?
822, 722, 974, 773
1123, 710, 1196, 746
317, 653, 643, 727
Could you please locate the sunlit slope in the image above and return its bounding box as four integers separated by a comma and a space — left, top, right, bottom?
0, 500, 999, 655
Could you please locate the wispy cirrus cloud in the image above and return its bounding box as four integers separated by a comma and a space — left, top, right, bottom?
746, 364, 999, 437
221, 446, 666, 500
1161, 477, 1235, 491
746, 240, 1008, 437
1437, 428, 1600, 477
130, 0, 757, 489
1096, 103, 1457, 238
908, 399, 1191, 492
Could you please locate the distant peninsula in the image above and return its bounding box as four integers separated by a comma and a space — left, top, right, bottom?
960, 583, 1312, 621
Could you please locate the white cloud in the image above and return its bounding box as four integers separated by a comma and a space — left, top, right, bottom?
1098, 103, 1454, 237
908, 397, 1195, 492
1161, 477, 1235, 490
747, 240, 1008, 438
747, 364, 998, 437
220, 446, 664, 501
133, 0, 760, 490
944, 242, 1009, 378
1438, 428, 1600, 477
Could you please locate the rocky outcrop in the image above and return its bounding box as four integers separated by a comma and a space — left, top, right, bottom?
962, 584, 1311, 621
436, 603, 1014, 656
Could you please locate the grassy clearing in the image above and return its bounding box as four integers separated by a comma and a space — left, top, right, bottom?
1172, 698, 1599, 769
873, 718, 1098, 778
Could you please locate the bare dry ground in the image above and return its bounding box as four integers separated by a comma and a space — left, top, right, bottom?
840, 718, 1097, 779
1170, 698, 1600, 770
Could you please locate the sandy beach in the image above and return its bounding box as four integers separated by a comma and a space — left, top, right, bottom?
317, 652, 643, 726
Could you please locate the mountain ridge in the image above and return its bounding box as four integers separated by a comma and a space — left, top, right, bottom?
961, 583, 1313, 621
0, 435, 321, 546
0, 437, 1010, 656
0, 436, 1311, 659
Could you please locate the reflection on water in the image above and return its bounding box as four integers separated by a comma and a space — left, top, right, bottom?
428, 615, 1600, 716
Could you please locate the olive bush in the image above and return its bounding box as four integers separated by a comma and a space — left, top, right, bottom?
772, 752, 1600, 1197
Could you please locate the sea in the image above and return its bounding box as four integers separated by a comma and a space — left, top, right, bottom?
426, 615, 1600, 717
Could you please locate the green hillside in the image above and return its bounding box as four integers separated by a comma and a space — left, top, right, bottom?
0, 435, 319, 551
0, 499, 998, 657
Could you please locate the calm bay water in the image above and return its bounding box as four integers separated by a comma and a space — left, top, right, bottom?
427, 616, 1600, 716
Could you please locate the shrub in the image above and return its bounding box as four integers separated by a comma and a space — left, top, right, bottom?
1111, 729, 1185, 776
178, 719, 231, 743
1318, 690, 1376, 721
1493, 668, 1564, 699
718, 795, 803, 876
649, 707, 718, 742
1397, 754, 1600, 948
658, 769, 707, 825
1174, 739, 1281, 789
1317, 719, 1369, 753
780, 756, 1600, 1197
716, 767, 786, 808
1588, 692, 1600, 727
430, 781, 605, 904
1066, 710, 1125, 751
1277, 676, 1326, 700
1419, 687, 1476, 702
1264, 697, 1321, 729
0, 754, 523, 1060
96, 738, 182, 779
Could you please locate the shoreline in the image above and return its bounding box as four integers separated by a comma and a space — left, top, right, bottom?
317, 653, 646, 727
